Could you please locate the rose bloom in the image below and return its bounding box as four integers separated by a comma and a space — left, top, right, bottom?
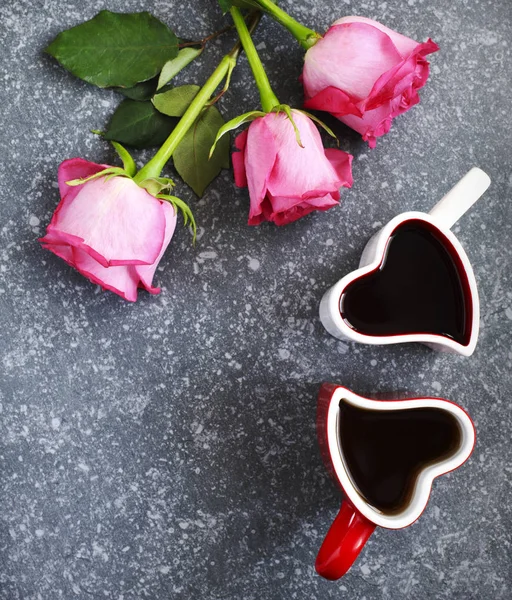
302, 16, 439, 148
233, 109, 353, 226
40, 158, 176, 301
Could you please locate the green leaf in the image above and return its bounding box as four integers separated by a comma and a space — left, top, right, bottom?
111, 141, 137, 177
45, 11, 178, 88
157, 47, 203, 90
209, 110, 265, 158
116, 77, 158, 101
217, 0, 233, 12
153, 85, 200, 118
104, 99, 176, 148
173, 106, 230, 197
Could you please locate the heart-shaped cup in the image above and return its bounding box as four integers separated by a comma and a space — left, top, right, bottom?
315, 383, 475, 580
319, 168, 491, 356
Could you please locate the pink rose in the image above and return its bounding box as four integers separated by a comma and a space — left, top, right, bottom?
302, 16, 439, 148
232, 110, 353, 226
40, 158, 176, 301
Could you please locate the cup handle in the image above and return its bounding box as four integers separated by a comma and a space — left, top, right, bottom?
315, 499, 376, 580
429, 167, 490, 230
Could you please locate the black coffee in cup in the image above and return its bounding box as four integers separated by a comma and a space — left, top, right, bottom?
338, 399, 462, 515
340, 220, 472, 344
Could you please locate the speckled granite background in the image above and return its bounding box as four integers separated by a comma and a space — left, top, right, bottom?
1, 0, 511, 598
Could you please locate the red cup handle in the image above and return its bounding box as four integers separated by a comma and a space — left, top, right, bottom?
316, 500, 376, 580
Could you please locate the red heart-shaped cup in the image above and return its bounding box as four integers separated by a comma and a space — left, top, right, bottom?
315, 384, 475, 580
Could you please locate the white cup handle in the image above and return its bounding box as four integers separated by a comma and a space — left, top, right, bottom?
429, 167, 491, 229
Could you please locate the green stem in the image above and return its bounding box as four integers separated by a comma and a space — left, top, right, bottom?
134, 54, 235, 182
230, 7, 279, 113
255, 0, 321, 49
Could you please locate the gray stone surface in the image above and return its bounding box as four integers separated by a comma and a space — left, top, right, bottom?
1, 0, 511, 598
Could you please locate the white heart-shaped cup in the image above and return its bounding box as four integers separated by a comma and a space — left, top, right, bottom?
320, 168, 491, 356
315, 383, 475, 580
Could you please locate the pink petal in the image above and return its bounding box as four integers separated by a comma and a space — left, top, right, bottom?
232, 129, 249, 188
58, 157, 110, 202
244, 117, 279, 224
42, 228, 109, 267
336, 89, 419, 147
247, 207, 267, 226
337, 104, 394, 147
264, 111, 347, 199
364, 40, 438, 111
39, 229, 84, 247
248, 194, 273, 226
303, 86, 362, 116
41, 242, 139, 301
333, 16, 421, 57
324, 149, 354, 188
269, 192, 339, 215
266, 193, 339, 226
235, 128, 248, 151
298, 194, 340, 209
72, 247, 140, 302
40, 159, 112, 242
40, 242, 75, 265
303, 22, 402, 102
47, 176, 166, 267
135, 200, 177, 294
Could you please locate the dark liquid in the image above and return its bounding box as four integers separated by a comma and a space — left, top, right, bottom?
338, 400, 462, 514
340, 220, 471, 344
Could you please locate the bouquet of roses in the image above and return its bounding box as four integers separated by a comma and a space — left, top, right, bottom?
41, 2, 437, 301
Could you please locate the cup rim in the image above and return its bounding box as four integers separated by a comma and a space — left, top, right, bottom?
324, 386, 476, 529
322, 212, 480, 356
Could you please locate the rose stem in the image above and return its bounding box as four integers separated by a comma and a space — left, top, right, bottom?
254, 0, 321, 49
133, 13, 261, 183
229, 6, 279, 113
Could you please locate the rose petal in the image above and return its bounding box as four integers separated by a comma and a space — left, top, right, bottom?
232, 129, 249, 188
336, 88, 419, 147
41, 242, 139, 301
265, 111, 347, 198
39, 229, 84, 247
324, 149, 354, 188
47, 176, 166, 267
364, 40, 438, 111
269, 192, 339, 215
72, 247, 140, 302
303, 86, 362, 116
267, 192, 339, 226
244, 117, 279, 223
41, 227, 110, 267
334, 16, 421, 57
247, 207, 267, 226
135, 200, 177, 294
40, 159, 112, 239
303, 22, 403, 102
40, 242, 75, 265
338, 104, 394, 147
58, 157, 110, 202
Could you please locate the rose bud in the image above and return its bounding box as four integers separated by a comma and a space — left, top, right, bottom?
40, 158, 177, 301
232, 109, 353, 226
302, 16, 439, 148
